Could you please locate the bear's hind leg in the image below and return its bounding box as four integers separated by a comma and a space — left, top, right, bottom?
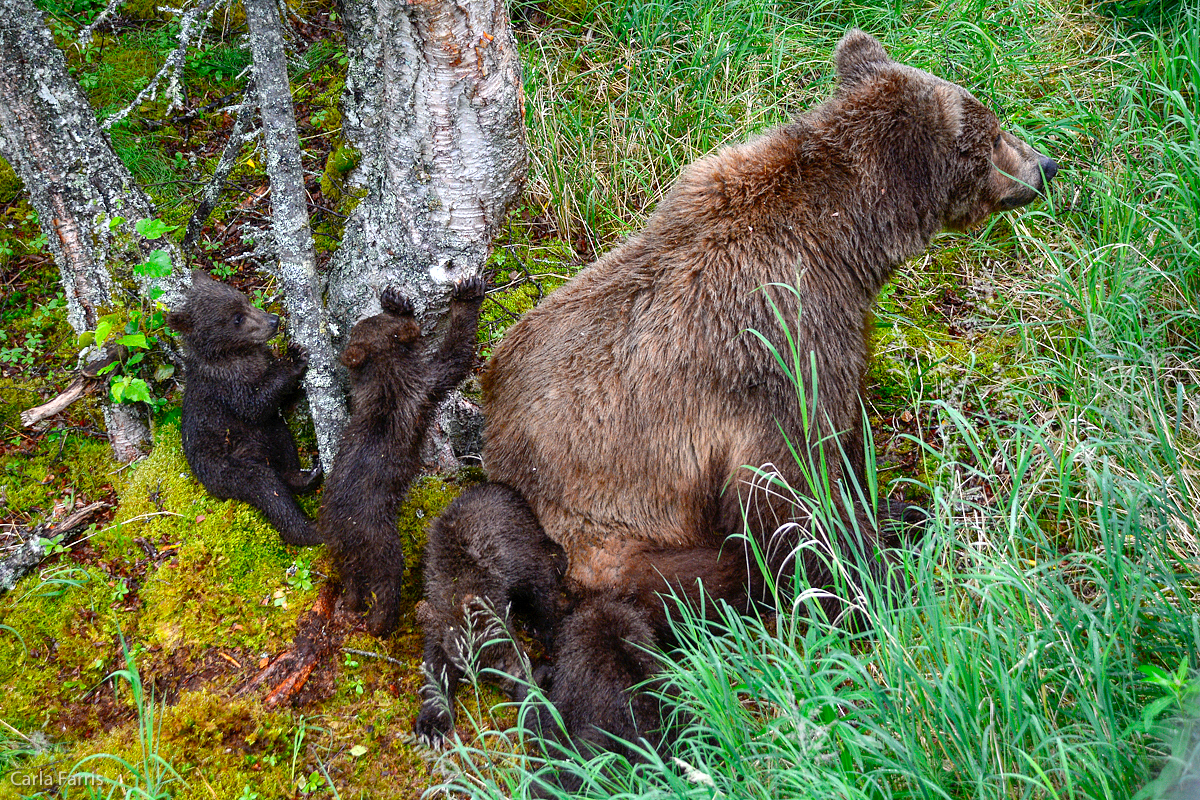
231, 467, 321, 546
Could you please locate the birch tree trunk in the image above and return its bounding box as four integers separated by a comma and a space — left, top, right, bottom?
327, 0, 526, 468
244, 0, 346, 469
0, 0, 185, 462
328, 0, 526, 332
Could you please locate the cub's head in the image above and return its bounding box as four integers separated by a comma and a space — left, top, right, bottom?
340, 315, 420, 371
166, 269, 280, 358
833, 30, 1059, 232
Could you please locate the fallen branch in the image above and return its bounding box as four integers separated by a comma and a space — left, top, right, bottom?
0, 501, 109, 593
21, 376, 90, 428
343, 647, 406, 668
101, 0, 223, 128
21, 344, 127, 429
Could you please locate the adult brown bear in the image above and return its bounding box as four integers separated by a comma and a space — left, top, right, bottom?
481, 30, 1058, 603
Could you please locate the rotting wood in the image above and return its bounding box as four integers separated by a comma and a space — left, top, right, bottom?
0, 501, 109, 593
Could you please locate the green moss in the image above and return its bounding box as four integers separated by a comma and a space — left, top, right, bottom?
0, 379, 38, 435
123, 425, 313, 653
320, 144, 360, 205
541, 0, 604, 22
480, 221, 578, 350
393, 475, 467, 606
0, 432, 116, 521
0, 565, 129, 730
0, 157, 21, 203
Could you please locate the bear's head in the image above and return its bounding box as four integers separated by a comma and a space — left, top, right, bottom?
166, 269, 281, 358
833, 30, 1059, 232
340, 314, 421, 371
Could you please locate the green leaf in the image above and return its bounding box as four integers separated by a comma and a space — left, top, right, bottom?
154, 363, 175, 381
123, 378, 152, 403
126, 351, 145, 368
348, 745, 367, 758
117, 333, 148, 349
1139, 665, 1171, 685
135, 218, 177, 240
95, 320, 113, 344
108, 215, 126, 230
110, 375, 129, 402
77, 331, 95, 348
136, 249, 173, 278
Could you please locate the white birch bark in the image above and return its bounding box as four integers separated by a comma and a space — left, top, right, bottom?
244, 0, 346, 468
328, 0, 527, 334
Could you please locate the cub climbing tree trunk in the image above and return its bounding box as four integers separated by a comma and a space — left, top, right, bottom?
0, 0, 184, 462
327, 0, 526, 331
326, 0, 526, 467
244, 0, 346, 469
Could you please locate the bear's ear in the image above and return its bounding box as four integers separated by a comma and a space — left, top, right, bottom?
834, 29, 891, 86
165, 310, 192, 334
189, 268, 215, 285
341, 343, 366, 370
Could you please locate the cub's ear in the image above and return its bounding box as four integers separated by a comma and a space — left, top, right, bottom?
834, 29, 891, 86
165, 310, 192, 334
341, 343, 366, 370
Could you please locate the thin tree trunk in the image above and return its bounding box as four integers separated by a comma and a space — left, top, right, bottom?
328, 0, 526, 332
244, 0, 346, 469
0, 0, 186, 461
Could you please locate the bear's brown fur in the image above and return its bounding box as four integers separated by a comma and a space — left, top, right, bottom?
413, 481, 568, 746
482, 31, 1057, 600
167, 270, 323, 546
318, 278, 485, 637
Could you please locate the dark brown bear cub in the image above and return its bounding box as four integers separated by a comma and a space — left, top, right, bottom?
414, 482, 568, 746
167, 269, 323, 546
538, 593, 674, 764
319, 278, 485, 637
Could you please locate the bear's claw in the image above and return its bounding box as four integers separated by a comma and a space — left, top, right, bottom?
381, 287, 415, 317
451, 275, 486, 303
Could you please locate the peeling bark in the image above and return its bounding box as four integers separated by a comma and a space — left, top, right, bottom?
329, 0, 527, 336
0, 0, 186, 461
327, 0, 525, 468
244, 0, 348, 469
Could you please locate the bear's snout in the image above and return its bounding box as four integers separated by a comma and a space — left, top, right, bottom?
1038, 155, 1059, 184
267, 313, 280, 333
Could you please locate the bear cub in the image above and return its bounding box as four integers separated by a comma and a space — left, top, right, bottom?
414, 482, 568, 747
537, 592, 675, 767
319, 277, 485, 637
167, 269, 322, 546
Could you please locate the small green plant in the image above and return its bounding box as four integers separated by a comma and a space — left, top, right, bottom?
342, 652, 364, 696
77, 217, 179, 411
69, 628, 185, 798
297, 769, 324, 794
285, 558, 313, 592
110, 578, 130, 604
